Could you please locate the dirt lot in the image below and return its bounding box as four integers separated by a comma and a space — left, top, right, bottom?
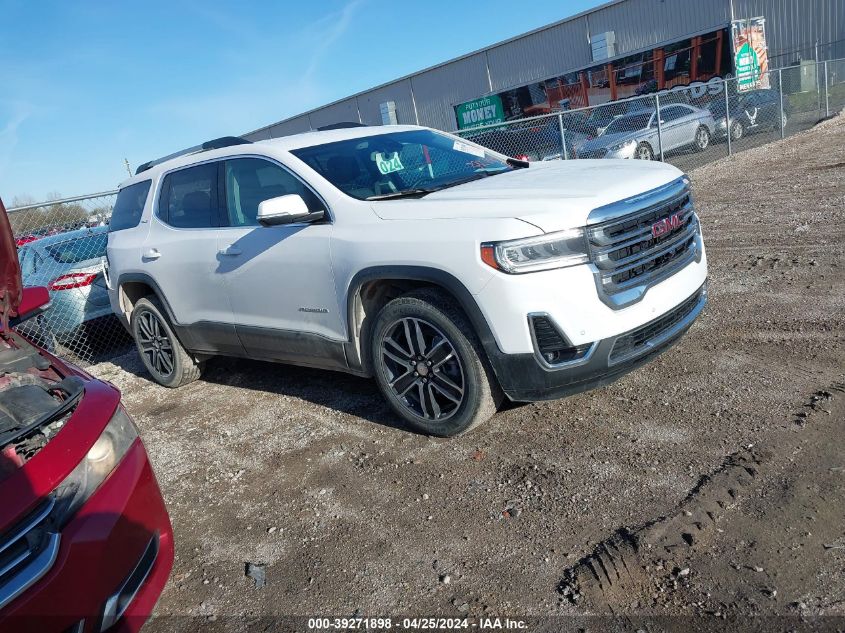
92, 114, 845, 631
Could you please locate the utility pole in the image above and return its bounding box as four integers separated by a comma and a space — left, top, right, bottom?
124, 158, 132, 178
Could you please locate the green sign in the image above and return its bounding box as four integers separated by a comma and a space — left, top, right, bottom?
455, 95, 505, 130
735, 41, 761, 91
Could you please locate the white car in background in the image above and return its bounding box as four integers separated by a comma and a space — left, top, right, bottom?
577, 105, 716, 160
106, 125, 707, 436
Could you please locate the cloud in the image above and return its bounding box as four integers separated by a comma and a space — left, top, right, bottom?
0, 101, 33, 180
145, 1, 365, 138
303, 0, 364, 79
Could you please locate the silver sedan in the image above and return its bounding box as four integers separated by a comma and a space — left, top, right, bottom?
576, 104, 716, 160
16, 226, 112, 344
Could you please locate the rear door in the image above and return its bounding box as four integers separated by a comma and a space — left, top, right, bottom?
143, 161, 241, 354
658, 105, 689, 150
215, 157, 344, 366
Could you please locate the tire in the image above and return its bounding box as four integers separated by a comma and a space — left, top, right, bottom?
131, 296, 202, 388
730, 120, 744, 141
635, 142, 654, 160
694, 125, 711, 151
370, 288, 503, 437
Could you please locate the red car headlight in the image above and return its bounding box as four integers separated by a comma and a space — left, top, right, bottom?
52, 406, 139, 525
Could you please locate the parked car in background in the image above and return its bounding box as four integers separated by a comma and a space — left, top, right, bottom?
0, 198, 173, 632
467, 117, 588, 162
581, 98, 653, 136
706, 88, 789, 141
15, 235, 39, 248
576, 104, 715, 160
16, 226, 113, 346
107, 125, 707, 437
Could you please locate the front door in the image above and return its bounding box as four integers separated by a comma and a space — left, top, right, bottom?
215, 157, 345, 368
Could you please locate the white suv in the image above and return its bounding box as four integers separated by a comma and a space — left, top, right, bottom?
106, 124, 707, 436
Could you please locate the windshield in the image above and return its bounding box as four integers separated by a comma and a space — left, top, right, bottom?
291, 130, 514, 200
45, 232, 107, 264
604, 112, 652, 135
707, 98, 730, 114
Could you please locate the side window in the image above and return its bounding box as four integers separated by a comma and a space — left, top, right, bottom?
224, 158, 324, 227
662, 106, 685, 122
19, 249, 34, 278
158, 163, 218, 229
22, 250, 43, 276
109, 180, 152, 232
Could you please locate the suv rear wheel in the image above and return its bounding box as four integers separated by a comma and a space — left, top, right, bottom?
370, 289, 502, 437
131, 296, 202, 388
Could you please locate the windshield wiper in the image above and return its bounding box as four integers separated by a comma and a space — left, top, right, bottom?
366, 188, 437, 201
366, 168, 512, 200
433, 171, 496, 191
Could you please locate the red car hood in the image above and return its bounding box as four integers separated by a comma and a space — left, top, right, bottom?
0, 198, 22, 330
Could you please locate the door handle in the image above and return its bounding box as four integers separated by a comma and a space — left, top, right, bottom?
143, 248, 161, 261
218, 246, 242, 256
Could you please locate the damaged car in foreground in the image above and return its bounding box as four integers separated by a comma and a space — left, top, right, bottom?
0, 198, 173, 632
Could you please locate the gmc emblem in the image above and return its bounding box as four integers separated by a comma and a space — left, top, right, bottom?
652, 213, 683, 238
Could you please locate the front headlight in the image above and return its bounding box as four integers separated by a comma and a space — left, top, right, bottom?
609, 139, 636, 153
53, 406, 139, 525
481, 229, 590, 274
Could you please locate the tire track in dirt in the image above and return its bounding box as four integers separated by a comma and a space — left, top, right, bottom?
558, 383, 844, 611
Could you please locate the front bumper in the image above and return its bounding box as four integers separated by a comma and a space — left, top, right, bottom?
0, 440, 174, 633
489, 282, 707, 401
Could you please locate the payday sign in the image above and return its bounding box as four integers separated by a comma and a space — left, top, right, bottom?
455, 95, 505, 130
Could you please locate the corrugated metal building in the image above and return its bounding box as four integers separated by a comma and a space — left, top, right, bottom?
243, 0, 843, 140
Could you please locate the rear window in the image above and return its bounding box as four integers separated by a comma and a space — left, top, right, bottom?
110, 180, 152, 232
45, 233, 108, 264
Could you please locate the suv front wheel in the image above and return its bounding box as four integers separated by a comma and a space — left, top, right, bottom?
131, 296, 202, 388
370, 289, 502, 436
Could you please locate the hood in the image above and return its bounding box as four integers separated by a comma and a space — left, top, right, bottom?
370, 160, 682, 232
0, 199, 22, 330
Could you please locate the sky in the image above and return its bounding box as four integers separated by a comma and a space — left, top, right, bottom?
0, 0, 606, 203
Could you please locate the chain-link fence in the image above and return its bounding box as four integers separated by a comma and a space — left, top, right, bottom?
5, 59, 843, 366
456, 58, 844, 174
6, 191, 134, 365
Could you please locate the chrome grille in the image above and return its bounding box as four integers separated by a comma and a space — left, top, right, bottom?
587, 177, 701, 309
0, 497, 61, 610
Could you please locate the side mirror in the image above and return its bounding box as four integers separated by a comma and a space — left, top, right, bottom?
9, 286, 50, 328
257, 195, 325, 226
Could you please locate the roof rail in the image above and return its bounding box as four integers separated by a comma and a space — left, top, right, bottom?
135, 136, 252, 175
315, 122, 368, 131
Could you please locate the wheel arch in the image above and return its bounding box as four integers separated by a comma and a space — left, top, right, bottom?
116, 273, 179, 326
344, 266, 500, 375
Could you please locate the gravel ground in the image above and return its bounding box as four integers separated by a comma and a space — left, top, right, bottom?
91, 113, 845, 631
